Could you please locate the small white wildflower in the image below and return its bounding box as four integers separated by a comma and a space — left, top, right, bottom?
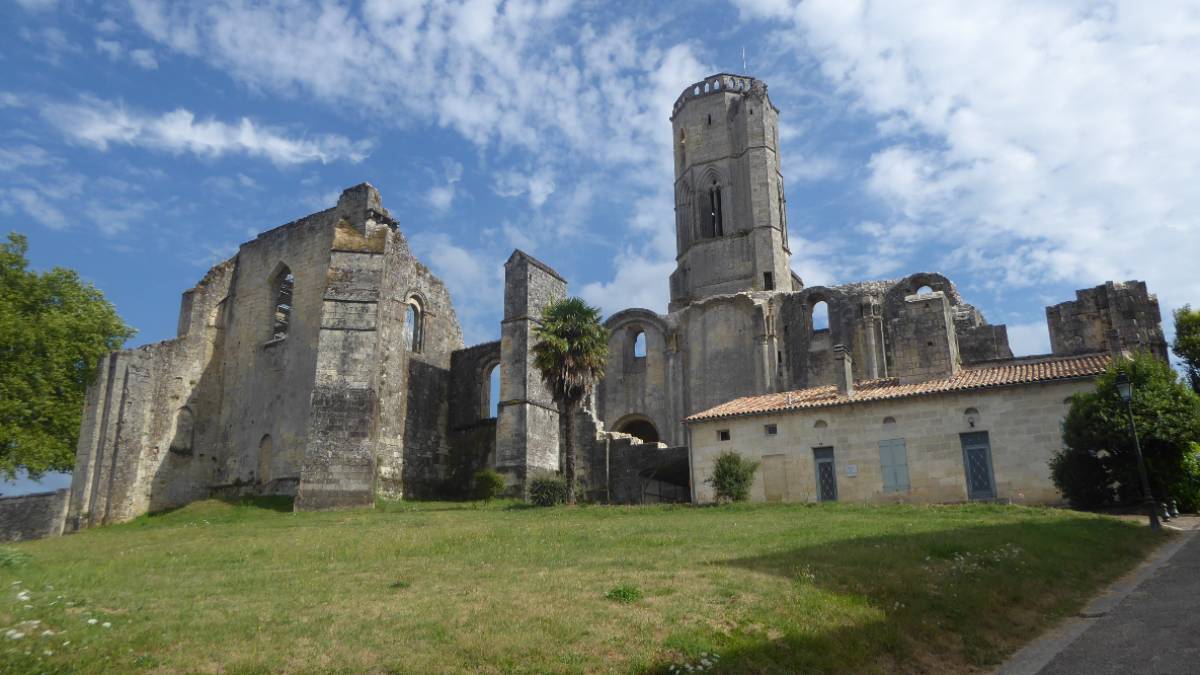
701, 659, 712, 667
43, 650, 53, 656
62, 641, 70, 647
16, 590, 31, 601
41, 630, 54, 637
86, 619, 97, 626
23, 605, 32, 610
5, 630, 25, 641
101, 622, 111, 629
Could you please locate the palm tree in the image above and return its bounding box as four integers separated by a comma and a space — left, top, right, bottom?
531, 297, 610, 504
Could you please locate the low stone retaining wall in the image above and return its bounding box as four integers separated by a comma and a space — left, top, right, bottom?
0, 489, 68, 542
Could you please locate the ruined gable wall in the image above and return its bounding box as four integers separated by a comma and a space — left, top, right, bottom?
677, 294, 768, 432
214, 211, 333, 495
445, 340, 501, 496
375, 229, 465, 499
67, 259, 234, 528
598, 310, 679, 446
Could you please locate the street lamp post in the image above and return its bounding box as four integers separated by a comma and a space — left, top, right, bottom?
1115, 371, 1161, 530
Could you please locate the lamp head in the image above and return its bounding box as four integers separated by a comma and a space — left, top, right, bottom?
1115, 371, 1133, 403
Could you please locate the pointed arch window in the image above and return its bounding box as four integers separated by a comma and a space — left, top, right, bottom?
707, 182, 724, 237
271, 266, 294, 340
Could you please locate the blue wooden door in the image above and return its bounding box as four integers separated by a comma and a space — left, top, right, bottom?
960, 432, 996, 500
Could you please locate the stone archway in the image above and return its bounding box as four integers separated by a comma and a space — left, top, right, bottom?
614, 416, 661, 444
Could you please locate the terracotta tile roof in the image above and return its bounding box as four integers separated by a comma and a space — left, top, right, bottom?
686, 353, 1111, 423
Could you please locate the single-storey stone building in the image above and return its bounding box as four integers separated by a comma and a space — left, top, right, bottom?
53, 72, 1167, 534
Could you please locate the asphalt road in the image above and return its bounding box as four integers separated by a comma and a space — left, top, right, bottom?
1038, 529, 1200, 674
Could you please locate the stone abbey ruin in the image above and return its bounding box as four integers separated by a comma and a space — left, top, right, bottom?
60, 74, 1168, 528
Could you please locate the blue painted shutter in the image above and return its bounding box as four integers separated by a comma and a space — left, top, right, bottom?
879, 439, 910, 492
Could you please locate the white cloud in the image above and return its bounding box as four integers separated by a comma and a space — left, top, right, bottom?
14, 0, 58, 11
580, 252, 675, 317
493, 168, 556, 208
129, 49, 159, 70
427, 159, 464, 212
6, 188, 69, 230
408, 232, 504, 343
1006, 320, 1052, 357
0, 144, 56, 171
737, 0, 1200, 321
41, 96, 372, 165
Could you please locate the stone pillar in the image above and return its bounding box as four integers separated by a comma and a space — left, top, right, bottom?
496, 250, 567, 492
890, 292, 961, 385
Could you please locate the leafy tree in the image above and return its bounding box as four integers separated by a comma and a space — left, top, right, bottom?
1051, 351, 1200, 510
531, 297, 609, 505
1173, 304, 1200, 393
0, 233, 134, 479
707, 450, 760, 503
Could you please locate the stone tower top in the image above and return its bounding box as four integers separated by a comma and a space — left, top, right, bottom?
668, 73, 791, 311
670, 74, 774, 121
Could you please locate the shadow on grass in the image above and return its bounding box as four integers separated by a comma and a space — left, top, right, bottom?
643, 516, 1163, 674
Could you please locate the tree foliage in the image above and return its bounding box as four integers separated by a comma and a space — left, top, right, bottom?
707, 450, 760, 503
0, 233, 134, 479
1051, 351, 1200, 510
531, 297, 609, 504
1173, 304, 1200, 393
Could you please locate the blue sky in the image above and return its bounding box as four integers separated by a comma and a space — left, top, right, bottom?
3, 1, 1198, 494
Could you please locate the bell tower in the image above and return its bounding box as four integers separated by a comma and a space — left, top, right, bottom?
668, 74, 792, 312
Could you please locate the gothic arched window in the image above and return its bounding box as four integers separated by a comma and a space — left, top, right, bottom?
708, 182, 724, 237
271, 266, 294, 340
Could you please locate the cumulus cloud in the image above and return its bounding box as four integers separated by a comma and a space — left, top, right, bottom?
427, 159, 464, 212
1005, 320, 1052, 357
493, 168, 556, 209
408, 232, 505, 343
41, 96, 372, 165
736, 0, 1200, 320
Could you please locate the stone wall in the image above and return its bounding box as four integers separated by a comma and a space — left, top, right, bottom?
0, 490, 67, 542
689, 377, 1094, 505
495, 251, 566, 491
889, 292, 961, 384
1047, 280, 1168, 360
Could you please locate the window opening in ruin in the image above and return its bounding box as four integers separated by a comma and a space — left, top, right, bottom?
483, 363, 501, 418
707, 113, 712, 125
717, 429, 731, 441
258, 434, 273, 485
679, 129, 686, 170
633, 331, 646, 358
811, 300, 829, 332
404, 299, 423, 353
169, 407, 194, 455
763, 272, 775, 291
916, 285, 935, 297
764, 423, 778, 436
776, 350, 783, 375
778, 179, 788, 248
271, 267, 294, 340
707, 183, 723, 237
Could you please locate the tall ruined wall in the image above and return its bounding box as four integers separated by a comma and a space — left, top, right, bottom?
890, 292, 961, 384
67, 259, 233, 529
375, 225, 464, 500
1047, 280, 1168, 360
216, 207, 334, 498
496, 251, 566, 490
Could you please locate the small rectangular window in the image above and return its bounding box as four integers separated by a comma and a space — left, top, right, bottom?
763, 272, 775, 291
717, 429, 731, 442
764, 424, 777, 436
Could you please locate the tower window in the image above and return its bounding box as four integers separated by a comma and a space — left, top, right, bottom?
811, 300, 829, 333
271, 266, 294, 340
679, 129, 686, 170
707, 113, 712, 126
633, 330, 646, 358
763, 272, 775, 291
707, 183, 723, 237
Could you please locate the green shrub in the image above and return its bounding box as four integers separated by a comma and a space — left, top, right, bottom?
528, 473, 568, 506
1168, 442, 1200, 512
472, 468, 506, 501
1049, 447, 1112, 508
605, 584, 642, 603
707, 451, 760, 503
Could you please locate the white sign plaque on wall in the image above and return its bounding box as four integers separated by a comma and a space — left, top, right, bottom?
846, 464, 859, 477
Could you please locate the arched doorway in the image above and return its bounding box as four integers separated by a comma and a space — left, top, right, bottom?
615, 416, 660, 444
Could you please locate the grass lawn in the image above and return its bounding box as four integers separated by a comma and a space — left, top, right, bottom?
0, 499, 1166, 674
